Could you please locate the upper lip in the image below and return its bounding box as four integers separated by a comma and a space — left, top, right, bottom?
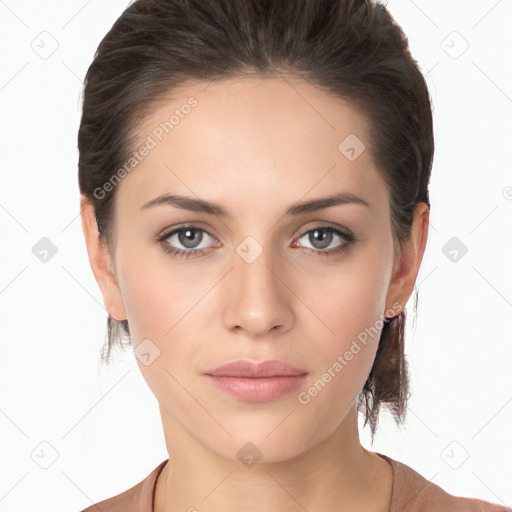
204, 359, 308, 378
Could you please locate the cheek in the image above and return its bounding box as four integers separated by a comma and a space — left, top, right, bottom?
119, 273, 172, 340
116, 257, 205, 416
301, 246, 391, 348
296, 287, 385, 438
295, 244, 391, 405
117, 242, 201, 339
116, 248, 213, 377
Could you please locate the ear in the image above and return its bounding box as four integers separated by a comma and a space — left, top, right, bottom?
385, 202, 430, 317
80, 195, 127, 322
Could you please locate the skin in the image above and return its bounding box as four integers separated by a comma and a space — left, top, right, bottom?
81, 75, 429, 512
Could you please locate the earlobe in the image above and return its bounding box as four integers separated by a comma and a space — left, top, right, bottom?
80, 196, 127, 322
385, 202, 430, 317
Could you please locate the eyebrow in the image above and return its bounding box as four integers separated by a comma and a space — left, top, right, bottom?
141, 191, 370, 217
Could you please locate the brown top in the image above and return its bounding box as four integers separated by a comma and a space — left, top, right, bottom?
80, 452, 510, 512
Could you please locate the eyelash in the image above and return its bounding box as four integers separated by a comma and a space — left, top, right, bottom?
157, 224, 355, 260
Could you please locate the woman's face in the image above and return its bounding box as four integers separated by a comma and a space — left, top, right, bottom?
85, 76, 423, 462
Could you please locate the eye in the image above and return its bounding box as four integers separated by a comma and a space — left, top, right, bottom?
292, 225, 355, 256
157, 225, 217, 259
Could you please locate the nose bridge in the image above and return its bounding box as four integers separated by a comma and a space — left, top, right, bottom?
223, 234, 292, 335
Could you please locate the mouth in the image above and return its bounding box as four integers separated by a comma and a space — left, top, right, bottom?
203, 359, 309, 402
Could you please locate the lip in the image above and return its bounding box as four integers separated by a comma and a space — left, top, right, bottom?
205, 359, 308, 378
204, 359, 309, 402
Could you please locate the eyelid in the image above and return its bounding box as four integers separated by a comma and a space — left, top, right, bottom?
157, 221, 214, 237
295, 222, 354, 240
156, 223, 218, 246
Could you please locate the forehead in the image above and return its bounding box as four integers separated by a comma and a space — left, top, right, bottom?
117, 75, 385, 213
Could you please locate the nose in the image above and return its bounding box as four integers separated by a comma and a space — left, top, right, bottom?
222, 243, 294, 338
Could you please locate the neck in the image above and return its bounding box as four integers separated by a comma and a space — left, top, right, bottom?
154, 405, 393, 512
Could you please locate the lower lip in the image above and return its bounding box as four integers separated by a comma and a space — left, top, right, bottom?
205, 374, 308, 402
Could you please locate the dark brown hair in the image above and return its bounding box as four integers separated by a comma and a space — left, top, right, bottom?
78, 0, 434, 440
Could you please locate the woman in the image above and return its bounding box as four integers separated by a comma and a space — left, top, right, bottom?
77, 0, 509, 510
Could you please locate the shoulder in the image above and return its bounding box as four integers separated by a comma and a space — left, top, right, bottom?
78, 459, 168, 512
376, 453, 511, 512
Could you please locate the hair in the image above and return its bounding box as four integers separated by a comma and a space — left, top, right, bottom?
78, 0, 434, 441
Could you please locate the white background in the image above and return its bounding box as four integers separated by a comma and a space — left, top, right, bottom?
1, 0, 511, 510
